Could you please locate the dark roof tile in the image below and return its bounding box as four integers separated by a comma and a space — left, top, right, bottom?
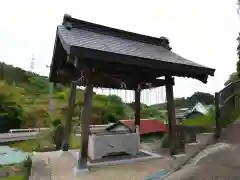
57, 25, 206, 68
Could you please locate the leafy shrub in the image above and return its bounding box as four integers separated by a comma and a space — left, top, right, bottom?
22, 156, 32, 179
161, 133, 170, 148
182, 111, 216, 127
52, 118, 62, 127
22, 156, 32, 169
54, 91, 67, 100
10, 140, 38, 152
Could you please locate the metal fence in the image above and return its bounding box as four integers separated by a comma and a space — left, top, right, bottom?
171, 80, 240, 154
215, 80, 240, 138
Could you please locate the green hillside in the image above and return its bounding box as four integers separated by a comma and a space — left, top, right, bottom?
0, 62, 165, 133
0, 62, 215, 133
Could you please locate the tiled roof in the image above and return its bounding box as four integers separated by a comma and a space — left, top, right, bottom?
50, 15, 215, 84
57, 25, 206, 68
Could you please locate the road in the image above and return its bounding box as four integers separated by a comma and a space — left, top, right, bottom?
0, 125, 107, 143
165, 120, 240, 180
0, 132, 39, 143
0, 132, 82, 143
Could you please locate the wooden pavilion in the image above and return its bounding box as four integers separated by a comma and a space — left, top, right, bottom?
49, 14, 215, 172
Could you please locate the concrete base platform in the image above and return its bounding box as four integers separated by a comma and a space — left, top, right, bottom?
73, 166, 89, 177
70, 149, 162, 168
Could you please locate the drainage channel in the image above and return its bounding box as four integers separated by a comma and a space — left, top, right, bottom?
144, 169, 169, 180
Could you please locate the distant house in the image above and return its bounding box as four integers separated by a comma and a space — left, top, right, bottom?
106, 119, 168, 136
185, 102, 211, 119
105, 121, 133, 133
191, 102, 210, 114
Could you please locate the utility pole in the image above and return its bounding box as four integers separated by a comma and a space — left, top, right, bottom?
46, 64, 53, 113
0, 61, 3, 80
238, 5, 240, 17
29, 55, 35, 73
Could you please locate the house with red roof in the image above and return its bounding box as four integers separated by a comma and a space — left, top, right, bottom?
106, 119, 168, 136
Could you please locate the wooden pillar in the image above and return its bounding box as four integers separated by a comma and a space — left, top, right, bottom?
165, 76, 176, 155
134, 86, 141, 132
78, 70, 94, 169
215, 92, 221, 139
62, 82, 77, 151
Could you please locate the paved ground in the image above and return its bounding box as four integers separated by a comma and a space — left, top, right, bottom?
29, 151, 171, 180
165, 120, 240, 180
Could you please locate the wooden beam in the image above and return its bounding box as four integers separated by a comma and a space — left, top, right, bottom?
73, 58, 162, 79
61, 82, 77, 151
165, 76, 176, 155
140, 78, 167, 89
134, 86, 141, 132
55, 68, 167, 90
65, 58, 164, 83
78, 70, 94, 169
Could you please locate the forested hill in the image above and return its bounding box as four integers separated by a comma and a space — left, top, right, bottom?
0, 62, 214, 132
0, 62, 163, 132
150, 92, 215, 109
0, 62, 63, 94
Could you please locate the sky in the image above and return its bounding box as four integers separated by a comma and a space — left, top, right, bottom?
0, 0, 240, 105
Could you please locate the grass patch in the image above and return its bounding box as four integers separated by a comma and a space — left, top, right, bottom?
9, 130, 80, 152
10, 139, 43, 152
10, 130, 55, 152
182, 112, 215, 127
70, 134, 81, 149
141, 134, 164, 143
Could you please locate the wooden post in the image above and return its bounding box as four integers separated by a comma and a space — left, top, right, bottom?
62, 82, 77, 151
165, 76, 176, 155
78, 70, 94, 169
134, 86, 141, 132
215, 92, 221, 139
231, 84, 236, 109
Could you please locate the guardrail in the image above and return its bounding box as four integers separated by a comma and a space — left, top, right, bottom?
0, 132, 39, 143
2, 124, 112, 143
215, 80, 240, 138
8, 125, 111, 134
8, 128, 50, 133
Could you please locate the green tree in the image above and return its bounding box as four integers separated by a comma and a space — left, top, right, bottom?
236, 0, 240, 76
227, 1, 240, 85
237, 33, 240, 76
224, 72, 239, 86
0, 81, 25, 132
92, 94, 127, 124
187, 92, 214, 106
0, 61, 178, 130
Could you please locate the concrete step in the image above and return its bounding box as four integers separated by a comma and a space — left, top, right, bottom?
185, 142, 203, 155
170, 153, 188, 169
196, 133, 214, 145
